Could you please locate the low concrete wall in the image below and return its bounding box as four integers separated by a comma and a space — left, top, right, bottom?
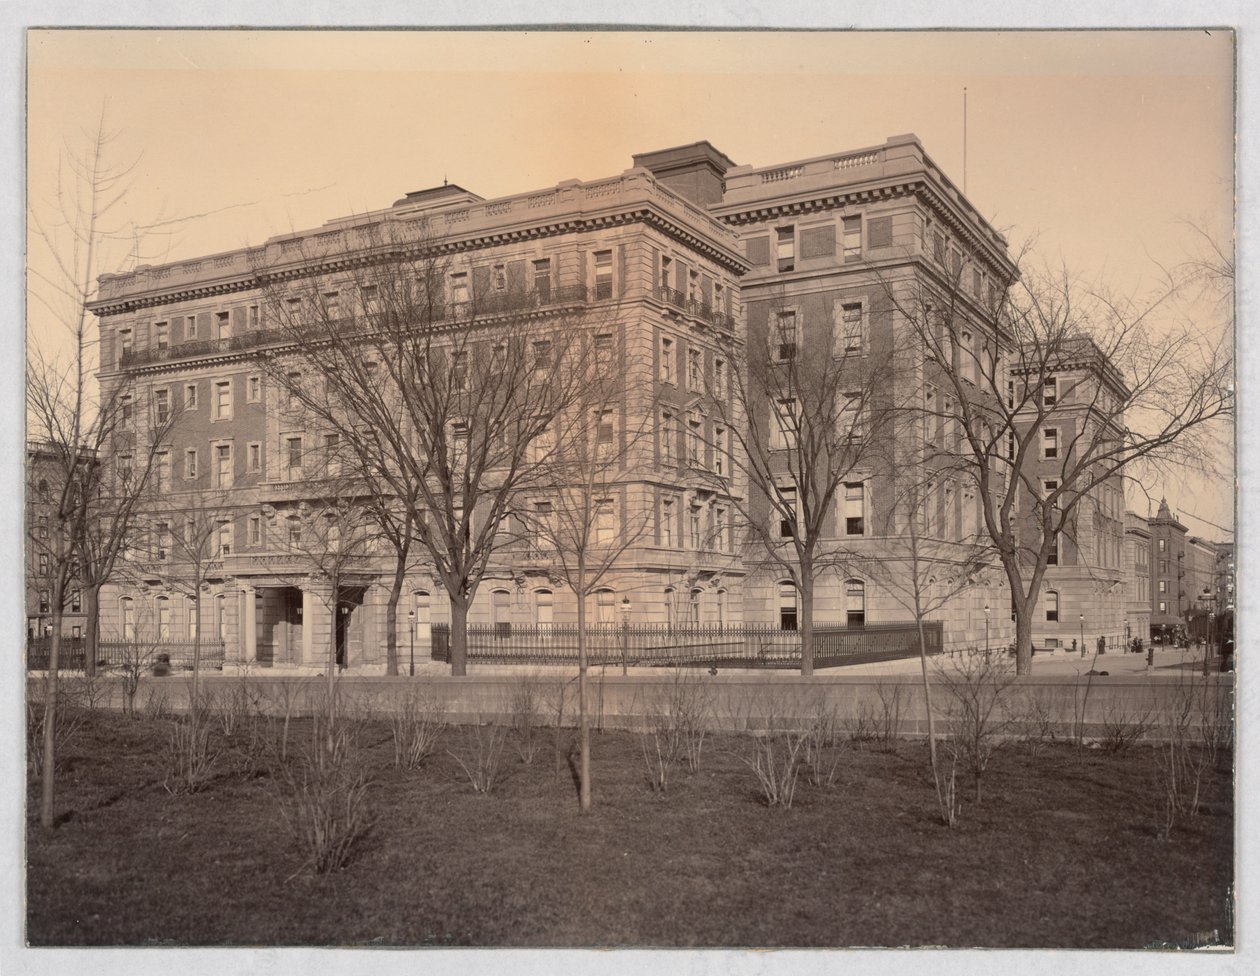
34, 669, 1234, 741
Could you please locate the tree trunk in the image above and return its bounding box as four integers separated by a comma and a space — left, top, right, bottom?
1013, 603, 1035, 676
449, 597, 469, 677
576, 569, 591, 813
39, 603, 65, 830
327, 590, 338, 702
915, 609, 946, 823
799, 569, 815, 677
84, 583, 101, 678
191, 584, 202, 718
384, 556, 406, 677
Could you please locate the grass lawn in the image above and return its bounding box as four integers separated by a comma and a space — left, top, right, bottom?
26, 708, 1233, 948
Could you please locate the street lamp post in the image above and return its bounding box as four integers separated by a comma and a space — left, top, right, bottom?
1204, 610, 1214, 677
1079, 613, 1085, 659
619, 597, 632, 676
407, 609, 416, 677
983, 604, 990, 660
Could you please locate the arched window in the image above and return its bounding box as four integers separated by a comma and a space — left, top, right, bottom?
186, 596, 198, 640
156, 596, 170, 641
534, 588, 553, 627
37, 478, 49, 500
960, 331, 975, 384
1045, 590, 1060, 623
595, 588, 615, 625
716, 589, 727, 628
412, 590, 431, 624
845, 579, 866, 627
689, 588, 703, 626
491, 588, 512, 636
664, 587, 676, 630
120, 597, 135, 641
778, 581, 797, 631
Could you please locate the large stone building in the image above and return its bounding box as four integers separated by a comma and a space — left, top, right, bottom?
1123, 510, 1151, 644
82, 134, 1032, 667
1148, 497, 1189, 641
25, 444, 87, 639
1011, 339, 1129, 652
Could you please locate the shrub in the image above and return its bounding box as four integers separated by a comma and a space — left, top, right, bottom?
391, 687, 446, 769
938, 649, 1014, 806
1098, 695, 1155, 754
743, 732, 805, 808
1005, 688, 1059, 757
26, 690, 88, 781
274, 710, 374, 874
802, 697, 844, 788
509, 672, 543, 766
872, 679, 907, 749
448, 723, 508, 795
163, 717, 222, 795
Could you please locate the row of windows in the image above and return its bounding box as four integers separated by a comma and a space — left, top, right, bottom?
658, 333, 728, 396
657, 496, 732, 552
658, 409, 730, 473
774, 481, 869, 539
770, 394, 866, 450
770, 301, 869, 361
746, 214, 883, 271
115, 594, 228, 641
117, 305, 261, 362
776, 578, 867, 629
658, 252, 731, 315
34, 588, 82, 615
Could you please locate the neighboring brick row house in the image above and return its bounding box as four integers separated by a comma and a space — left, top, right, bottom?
69, 133, 1164, 668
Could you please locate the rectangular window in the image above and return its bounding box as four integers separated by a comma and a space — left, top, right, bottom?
840, 392, 863, 440
660, 254, 672, 293
1046, 592, 1059, 622
660, 410, 676, 464
450, 272, 469, 304
324, 291, 341, 318
532, 501, 554, 552
594, 333, 614, 370
286, 436, 303, 475
1159, 601, 1167, 614
248, 305, 259, 328
1042, 479, 1060, 510
1159, 580, 1168, 594
532, 259, 551, 301
185, 383, 198, 410
687, 413, 702, 465
154, 388, 171, 426
117, 328, 133, 360
713, 356, 727, 399
360, 285, 378, 312
595, 410, 615, 460
184, 448, 198, 480
933, 231, 946, 264
713, 425, 727, 477
217, 520, 233, 557
185, 315, 198, 340
214, 380, 232, 420
1043, 376, 1058, 406
493, 264, 507, 292
774, 310, 797, 361
687, 347, 703, 391
155, 321, 169, 352
155, 522, 171, 561
772, 398, 797, 450
37, 515, 48, 540
247, 442, 262, 472
120, 394, 134, 426
214, 443, 233, 488
531, 423, 554, 464
842, 215, 862, 262
687, 269, 701, 304
779, 486, 797, 539
155, 451, 171, 492
1042, 427, 1059, 459
844, 482, 865, 536
660, 498, 675, 548
248, 515, 262, 546
595, 498, 616, 546
1158, 539, 1167, 553
38, 590, 50, 614
71, 591, 81, 614
776, 226, 795, 272
216, 311, 230, 338
714, 506, 728, 552
839, 302, 864, 354
285, 372, 301, 410
593, 250, 613, 300
659, 335, 676, 383
451, 350, 468, 392
532, 340, 552, 373
38, 553, 49, 574
324, 433, 340, 474
1047, 534, 1059, 566
689, 504, 702, 549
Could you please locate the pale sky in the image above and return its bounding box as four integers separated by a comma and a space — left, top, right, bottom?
25, 28, 1236, 533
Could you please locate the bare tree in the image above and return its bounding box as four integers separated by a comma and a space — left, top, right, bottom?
120, 485, 235, 712
709, 296, 903, 675
884, 251, 1233, 675
253, 220, 608, 675
26, 109, 172, 829
522, 350, 656, 813
854, 470, 995, 826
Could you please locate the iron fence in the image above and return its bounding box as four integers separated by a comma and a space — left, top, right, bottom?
429, 621, 941, 669
26, 638, 226, 672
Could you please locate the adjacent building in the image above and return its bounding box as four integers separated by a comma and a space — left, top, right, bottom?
1148, 497, 1189, 641
1124, 510, 1151, 644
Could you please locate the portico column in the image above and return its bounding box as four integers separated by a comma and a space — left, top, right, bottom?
301, 586, 314, 665
241, 585, 257, 663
